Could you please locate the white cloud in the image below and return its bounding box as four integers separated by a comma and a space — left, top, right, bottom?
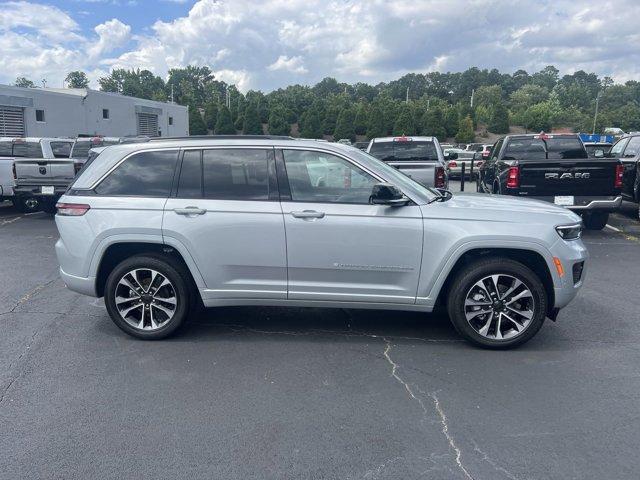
267, 55, 308, 74
1, 0, 640, 91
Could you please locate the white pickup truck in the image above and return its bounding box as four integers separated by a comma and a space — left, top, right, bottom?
4, 138, 76, 213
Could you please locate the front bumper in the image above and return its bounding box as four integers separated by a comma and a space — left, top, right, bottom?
549, 237, 589, 311
525, 195, 622, 212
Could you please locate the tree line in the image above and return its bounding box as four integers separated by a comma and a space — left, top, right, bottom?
13, 65, 640, 142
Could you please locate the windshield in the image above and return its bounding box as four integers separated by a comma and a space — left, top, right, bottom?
369, 140, 439, 162
503, 137, 587, 160
348, 148, 439, 202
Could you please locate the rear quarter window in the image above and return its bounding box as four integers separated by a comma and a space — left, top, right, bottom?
95, 150, 179, 197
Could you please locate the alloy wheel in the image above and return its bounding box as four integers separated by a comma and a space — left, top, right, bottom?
114, 268, 177, 331
464, 274, 535, 340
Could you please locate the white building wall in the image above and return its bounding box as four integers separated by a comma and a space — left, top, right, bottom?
0, 84, 188, 137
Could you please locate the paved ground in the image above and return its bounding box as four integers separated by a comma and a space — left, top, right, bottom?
1, 200, 639, 480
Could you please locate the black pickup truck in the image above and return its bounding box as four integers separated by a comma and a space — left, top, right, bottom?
477, 133, 623, 230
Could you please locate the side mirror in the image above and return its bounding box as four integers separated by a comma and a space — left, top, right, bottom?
594, 149, 604, 158
370, 183, 409, 206
445, 151, 458, 160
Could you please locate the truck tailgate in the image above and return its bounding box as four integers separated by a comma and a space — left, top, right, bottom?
386, 161, 436, 187
519, 159, 619, 196
15, 159, 75, 185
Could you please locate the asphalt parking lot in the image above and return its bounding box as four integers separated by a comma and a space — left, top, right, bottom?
1, 199, 639, 480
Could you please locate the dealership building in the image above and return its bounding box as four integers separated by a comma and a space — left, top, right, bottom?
0, 84, 188, 138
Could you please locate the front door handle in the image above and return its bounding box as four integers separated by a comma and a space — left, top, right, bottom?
291, 210, 325, 219
174, 206, 206, 216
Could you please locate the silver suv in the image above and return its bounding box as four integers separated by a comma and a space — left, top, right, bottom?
55, 136, 588, 348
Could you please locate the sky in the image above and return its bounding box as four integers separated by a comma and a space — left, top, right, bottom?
1, 0, 638, 92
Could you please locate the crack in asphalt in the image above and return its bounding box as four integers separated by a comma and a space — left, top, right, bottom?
216, 321, 474, 479
472, 440, 520, 480
0, 278, 58, 317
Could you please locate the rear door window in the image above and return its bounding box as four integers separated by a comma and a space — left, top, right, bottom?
609, 138, 629, 158
623, 137, 640, 158
369, 140, 439, 162
202, 149, 270, 200
95, 150, 178, 197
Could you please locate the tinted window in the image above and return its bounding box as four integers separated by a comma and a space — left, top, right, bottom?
609, 138, 629, 157
178, 150, 202, 198
11, 142, 43, 158
36, 109, 45, 122
623, 137, 640, 157
51, 142, 73, 158
584, 144, 611, 158
202, 149, 270, 200
95, 150, 178, 196
503, 137, 586, 160
369, 140, 439, 161
283, 149, 377, 204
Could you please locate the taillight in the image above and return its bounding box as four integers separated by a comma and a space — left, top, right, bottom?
55, 203, 90, 216
434, 166, 446, 188
615, 164, 624, 189
475, 161, 484, 168
448, 161, 457, 168
506, 166, 520, 188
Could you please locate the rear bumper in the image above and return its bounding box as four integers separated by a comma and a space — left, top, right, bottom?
525, 195, 622, 212
59, 267, 97, 297
14, 184, 68, 198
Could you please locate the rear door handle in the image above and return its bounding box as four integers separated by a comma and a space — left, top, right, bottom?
174, 206, 206, 216
291, 210, 325, 219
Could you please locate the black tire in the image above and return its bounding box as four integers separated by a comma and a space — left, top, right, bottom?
13, 196, 39, 213
104, 255, 192, 340
446, 258, 547, 349
40, 202, 57, 215
582, 212, 608, 230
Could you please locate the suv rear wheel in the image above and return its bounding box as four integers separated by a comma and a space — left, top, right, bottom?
447, 258, 547, 349
104, 255, 191, 339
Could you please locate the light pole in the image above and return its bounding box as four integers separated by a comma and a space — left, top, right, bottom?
592, 92, 601, 135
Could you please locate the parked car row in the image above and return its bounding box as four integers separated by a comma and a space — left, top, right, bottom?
0, 136, 148, 213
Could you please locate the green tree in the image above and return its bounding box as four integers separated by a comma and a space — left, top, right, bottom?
443, 107, 459, 137
421, 107, 447, 140
322, 105, 340, 135
366, 105, 385, 139
455, 115, 475, 143
509, 84, 549, 113
203, 102, 218, 132
299, 110, 323, 138
520, 103, 552, 132
166, 65, 214, 106
393, 104, 416, 136
14, 77, 35, 88
243, 102, 263, 135
334, 108, 356, 141
189, 105, 207, 135
98, 69, 165, 100
214, 105, 235, 134
268, 107, 291, 136
353, 104, 368, 136
65, 71, 89, 88
489, 101, 510, 134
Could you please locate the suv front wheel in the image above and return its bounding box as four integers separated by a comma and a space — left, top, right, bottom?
447, 258, 547, 349
104, 255, 191, 339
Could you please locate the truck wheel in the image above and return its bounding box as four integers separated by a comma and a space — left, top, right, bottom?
104, 255, 192, 340
582, 212, 608, 230
447, 258, 547, 349
41, 202, 57, 215
13, 196, 39, 213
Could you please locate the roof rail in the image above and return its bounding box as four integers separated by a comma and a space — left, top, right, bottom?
147, 135, 296, 142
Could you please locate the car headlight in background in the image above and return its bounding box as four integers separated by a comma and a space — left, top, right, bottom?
556, 223, 582, 240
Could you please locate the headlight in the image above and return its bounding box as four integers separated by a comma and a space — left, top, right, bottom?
556, 223, 582, 240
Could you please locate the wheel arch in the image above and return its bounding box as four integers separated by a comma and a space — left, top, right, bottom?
434, 247, 555, 315
95, 241, 203, 298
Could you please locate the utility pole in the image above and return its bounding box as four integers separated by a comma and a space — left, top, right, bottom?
592, 92, 600, 135
170, 84, 174, 103
406, 86, 409, 103
470, 88, 475, 108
